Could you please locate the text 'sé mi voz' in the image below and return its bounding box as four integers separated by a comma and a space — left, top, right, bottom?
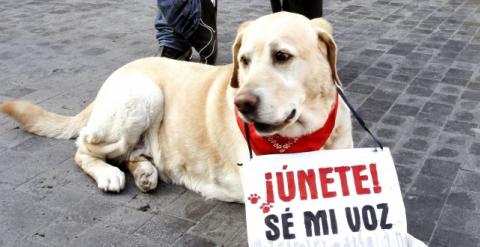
265, 203, 393, 241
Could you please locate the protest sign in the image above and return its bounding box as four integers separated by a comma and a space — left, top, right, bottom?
242, 148, 409, 247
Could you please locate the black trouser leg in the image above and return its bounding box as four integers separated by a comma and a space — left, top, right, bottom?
271, 0, 323, 19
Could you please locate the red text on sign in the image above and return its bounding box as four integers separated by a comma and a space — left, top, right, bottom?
265, 163, 382, 203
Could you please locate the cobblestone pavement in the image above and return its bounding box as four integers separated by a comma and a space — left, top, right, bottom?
0, 0, 479, 246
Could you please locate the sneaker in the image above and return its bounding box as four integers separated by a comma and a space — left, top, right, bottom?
157, 46, 192, 61
188, 0, 217, 65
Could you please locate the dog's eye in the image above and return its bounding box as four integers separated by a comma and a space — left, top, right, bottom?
274, 51, 292, 63
240, 55, 250, 66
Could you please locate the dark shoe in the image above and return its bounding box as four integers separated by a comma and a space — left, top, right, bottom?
188, 0, 217, 65
157, 46, 192, 61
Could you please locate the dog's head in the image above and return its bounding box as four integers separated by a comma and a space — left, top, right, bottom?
231, 12, 341, 137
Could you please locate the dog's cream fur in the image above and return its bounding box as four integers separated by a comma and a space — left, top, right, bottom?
1, 13, 353, 202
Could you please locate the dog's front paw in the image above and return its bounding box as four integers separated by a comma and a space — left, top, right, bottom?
132, 161, 158, 192
96, 166, 126, 192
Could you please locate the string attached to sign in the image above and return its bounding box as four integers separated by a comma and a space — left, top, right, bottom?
335, 85, 383, 150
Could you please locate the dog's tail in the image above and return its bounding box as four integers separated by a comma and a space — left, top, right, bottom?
0, 101, 93, 139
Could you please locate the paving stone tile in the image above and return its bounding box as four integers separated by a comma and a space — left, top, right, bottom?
188, 203, 246, 244
454, 170, 480, 193
443, 120, 477, 135
421, 158, 460, 180
457, 44, 480, 63
346, 83, 375, 95
2, 203, 59, 238
376, 127, 398, 139
437, 205, 480, 236
431, 147, 460, 159
402, 138, 429, 151
126, 182, 186, 214
0, 148, 31, 171
380, 80, 408, 92
395, 165, 418, 195
26, 219, 89, 247
387, 42, 417, 55
0, 223, 25, 247
0, 161, 48, 187
135, 213, 195, 245
172, 233, 218, 247
163, 190, 219, 222
444, 67, 474, 80
392, 150, 424, 166
375, 61, 393, 69
421, 102, 454, 115
430, 228, 480, 247
441, 77, 470, 86
446, 188, 480, 211
0, 86, 36, 98
381, 114, 408, 126
412, 126, 439, 138
461, 90, 480, 100
0, 129, 36, 149
430, 92, 458, 105
437, 133, 470, 147
411, 78, 440, 89
99, 206, 153, 234
225, 225, 248, 247
341, 91, 368, 109
435, 83, 462, 95
71, 225, 158, 247
470, 142, 480, 155
370, 88, 401, 101
467, 81, 480, 90
416, 112, 448, 127
417, 63, 449, 80
404, 194, 444, 242
390, 104, 420, 117
364, 67, 392, 78
358, 98, 393, 122
459, 100, 479, 110
16, 159, 73, 199
353, 74, 385, 86
406, 85, 434, 97
406, 52, 433, 62
409, 174, 452, 199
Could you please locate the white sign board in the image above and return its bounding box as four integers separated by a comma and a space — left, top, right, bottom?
242, 148, 409, 247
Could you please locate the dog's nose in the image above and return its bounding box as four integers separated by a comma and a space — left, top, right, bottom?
234, 91, 259, 115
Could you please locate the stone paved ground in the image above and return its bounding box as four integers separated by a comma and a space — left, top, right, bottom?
0, 0, 479, 246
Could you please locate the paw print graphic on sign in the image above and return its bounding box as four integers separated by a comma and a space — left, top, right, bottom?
248, 194, 261, 204
260, 203, 273, 213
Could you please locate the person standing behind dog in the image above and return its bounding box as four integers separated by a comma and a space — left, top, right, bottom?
154, 0, 323, 65
155, 0, 217, 65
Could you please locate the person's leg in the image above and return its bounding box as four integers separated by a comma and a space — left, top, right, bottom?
275, 0, 323, 19
155, 0, 192, 60
270, 0, 282, 13
159, 0, 217, 64
188, 0, 217, 64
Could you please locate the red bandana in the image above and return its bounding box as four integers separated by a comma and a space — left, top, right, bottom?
236, 93, 339, 155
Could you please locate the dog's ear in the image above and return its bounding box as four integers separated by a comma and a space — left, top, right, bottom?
230, 21, 251, 88
311, 18, 341, 86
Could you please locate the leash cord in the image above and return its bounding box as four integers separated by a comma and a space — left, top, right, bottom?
244, 122, 254, 159
336, 85, 384, 150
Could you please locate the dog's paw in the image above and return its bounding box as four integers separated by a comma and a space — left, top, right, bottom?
96, 166, 126, 192
132, 161, 158, 193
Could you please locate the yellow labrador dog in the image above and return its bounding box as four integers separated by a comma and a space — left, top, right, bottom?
0, 12, 353, 202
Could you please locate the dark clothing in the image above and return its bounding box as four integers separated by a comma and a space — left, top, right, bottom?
270, 0, 323, 19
